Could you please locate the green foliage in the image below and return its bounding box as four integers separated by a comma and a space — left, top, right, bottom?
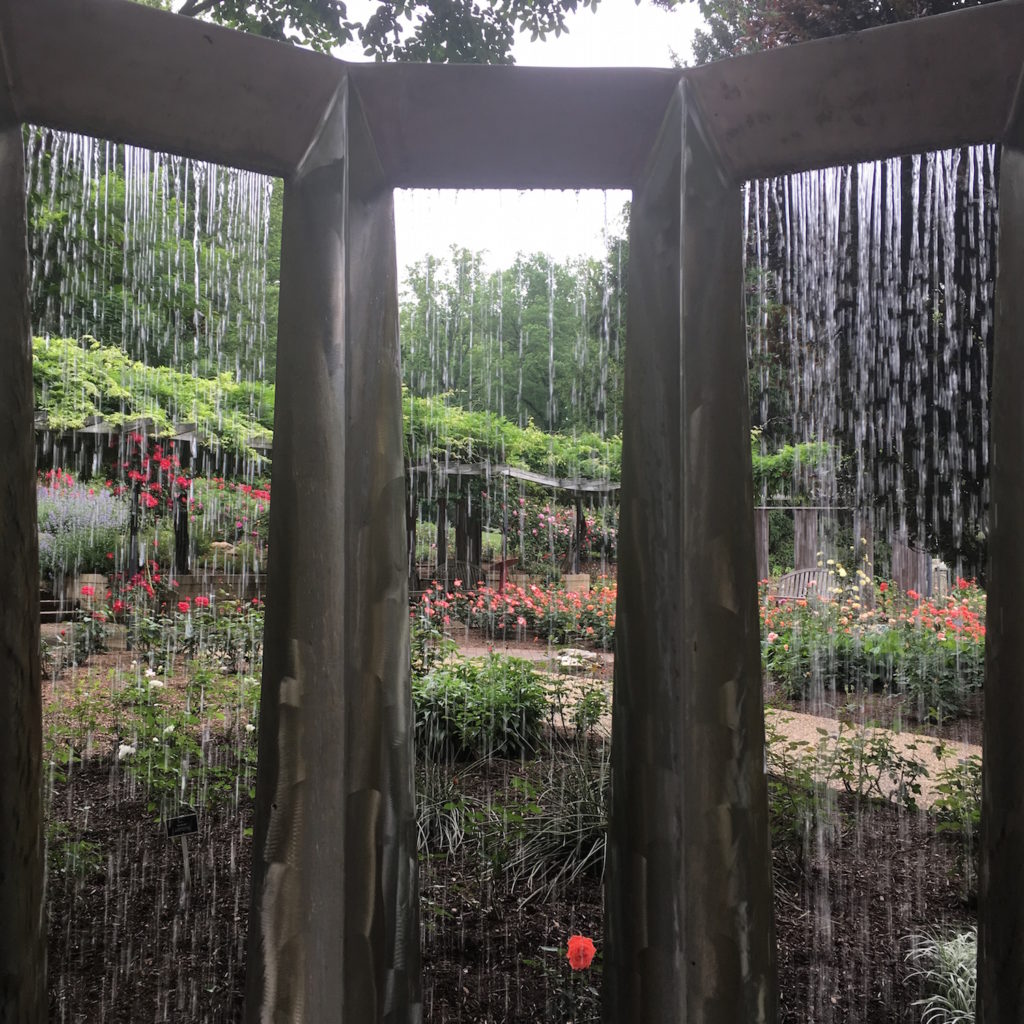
406, 391, 621, 482
933, 754, 982, 892
412, 654, 548, 761
401, 245, 626, 437
765, 713, 930, 874
525, 943, 601, 1024
415, 759, 481, 858
546, 676, 610, 743
750, 431, 832, 501
410, 611, 460, 678
43, 670, 112, 766
685, 0, 1000, 65
172, 0, 600, 64
113, 656, 259, 821
26, 129, 274, 379
498, 751, 608, 903
34, 337, 274, 457
47, 822, 106, 881
761, 578, 986, 720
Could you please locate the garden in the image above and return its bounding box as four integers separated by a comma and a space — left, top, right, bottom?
41, 473, 985, 1021
22, 82, 997, 1020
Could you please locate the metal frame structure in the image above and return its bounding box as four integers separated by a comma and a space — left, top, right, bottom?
1, 0, 1023, 1020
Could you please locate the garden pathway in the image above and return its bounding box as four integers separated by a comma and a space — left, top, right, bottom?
456, 635, 981, 808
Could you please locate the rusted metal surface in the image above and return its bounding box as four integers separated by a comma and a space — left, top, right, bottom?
605, 82, 776, 1022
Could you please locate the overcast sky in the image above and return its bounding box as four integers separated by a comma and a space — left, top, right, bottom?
339, 0, 705, 273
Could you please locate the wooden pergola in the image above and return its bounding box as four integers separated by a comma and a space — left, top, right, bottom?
2, 1, 1023, 1020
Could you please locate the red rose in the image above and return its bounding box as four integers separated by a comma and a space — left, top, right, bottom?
878, 582, 888, 593
566, 935, 596, 971
177, 600, 190, 613
194, 595, 210, 608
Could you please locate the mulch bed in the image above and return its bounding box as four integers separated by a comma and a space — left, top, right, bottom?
46, 748, 974, 1023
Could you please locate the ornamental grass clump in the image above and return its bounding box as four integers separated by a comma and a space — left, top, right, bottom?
491, 748, 608, 903
905, 928, 976, 1023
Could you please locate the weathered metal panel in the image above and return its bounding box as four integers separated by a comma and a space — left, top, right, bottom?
979, 73, 1024, 1024
2, 0, 1023, 185
348, 65, 679, 188
686, 0, 1024, 180
605, 82, 776, 1022
0, 99, 45, 1024
244, 77, 420, 1023
0, 0, 341, 176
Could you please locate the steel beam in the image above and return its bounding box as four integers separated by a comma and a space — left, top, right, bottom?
979, 64, 1024, 1024
605, 82, 776, 1022
0, 87, 45, 1024
244, 77, 420, 1022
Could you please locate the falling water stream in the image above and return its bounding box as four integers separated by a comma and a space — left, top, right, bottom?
28, 123, 995, 1021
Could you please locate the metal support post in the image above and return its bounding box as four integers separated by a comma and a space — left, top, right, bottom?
605, 81, 777, 1022
244, 77, 420, 1023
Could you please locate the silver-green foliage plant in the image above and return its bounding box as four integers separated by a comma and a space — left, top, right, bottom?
905, 929, 976, 1023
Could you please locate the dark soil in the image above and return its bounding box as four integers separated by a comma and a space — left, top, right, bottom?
46, 747, 974, 1023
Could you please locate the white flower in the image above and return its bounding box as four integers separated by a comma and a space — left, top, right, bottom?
245, 723, 256, 734
163, 724, 175, 735
149, 680, 165, 689
117, 744, 136, 761
145, 667, 156, 678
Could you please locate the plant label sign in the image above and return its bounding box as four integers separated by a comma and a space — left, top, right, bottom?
165, 812, 199, 838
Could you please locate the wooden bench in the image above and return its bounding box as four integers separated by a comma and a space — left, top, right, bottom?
773, 568, 831, 602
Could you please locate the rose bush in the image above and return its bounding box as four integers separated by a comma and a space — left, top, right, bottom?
762, 573, 985, 720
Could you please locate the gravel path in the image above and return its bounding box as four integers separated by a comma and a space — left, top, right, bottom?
456, 636, 981, 808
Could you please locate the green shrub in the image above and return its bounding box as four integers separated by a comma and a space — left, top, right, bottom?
412, 654, 548, 761
933, 753, 982, 893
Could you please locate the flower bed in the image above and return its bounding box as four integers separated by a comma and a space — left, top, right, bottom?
416, 577, 617, 647
762, 574, 985, 720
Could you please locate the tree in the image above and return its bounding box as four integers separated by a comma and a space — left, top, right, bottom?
399, 241, 626, 436
680, 0, 1001, 65
168, 0, 603, 64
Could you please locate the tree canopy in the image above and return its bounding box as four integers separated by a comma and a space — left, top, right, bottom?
161, 0, 606, 63
682, 0, 1001, 64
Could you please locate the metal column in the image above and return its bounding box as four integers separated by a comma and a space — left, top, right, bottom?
605, 82, 777, 1022
0, 109, 46, 1023
979, 77, 1024, 1023
244, 77, 421, 1023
